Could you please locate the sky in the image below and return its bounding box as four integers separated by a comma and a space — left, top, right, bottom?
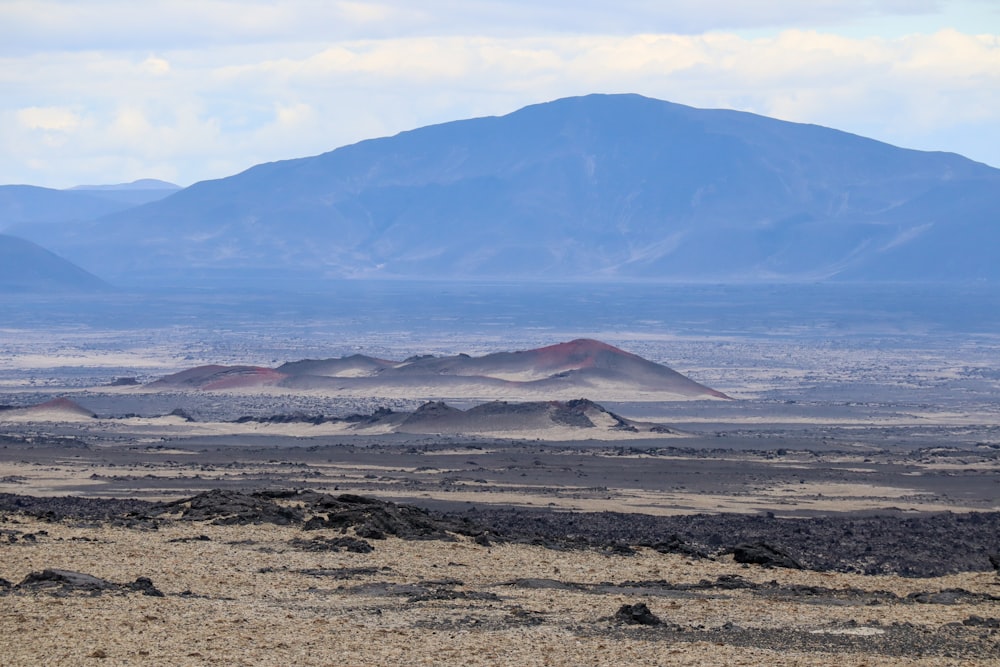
1, 0, 998, 188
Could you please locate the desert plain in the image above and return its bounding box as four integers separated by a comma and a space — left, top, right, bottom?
2, 285, 1000, 665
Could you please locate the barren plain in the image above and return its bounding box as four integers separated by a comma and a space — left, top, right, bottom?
2, 283, 999, 665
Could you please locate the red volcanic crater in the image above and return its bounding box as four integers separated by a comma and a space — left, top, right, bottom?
147, 365, 288, 391
144, 339, 731, 400
18, 397, 96, 418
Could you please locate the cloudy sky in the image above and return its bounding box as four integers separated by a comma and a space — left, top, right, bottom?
2, 0, 998, 188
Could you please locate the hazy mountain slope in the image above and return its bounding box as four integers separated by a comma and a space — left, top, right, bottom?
21, 94, 1000, 284
67, 179, 182, 207
0, 186, 131, 229
0, 180, 180, 231
0, 234, 109, 292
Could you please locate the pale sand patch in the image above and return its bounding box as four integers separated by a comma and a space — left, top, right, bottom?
765, 482, 928, 500
0, 410, 96, 423
1, 517, 996, 666
810, 627, 886, 636
0, 351, 186, 371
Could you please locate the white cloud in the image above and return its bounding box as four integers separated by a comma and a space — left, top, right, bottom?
16, 106, 81, 131
0, 1, 997, 186
1, 0, 992, 53
141, 56, 171, 75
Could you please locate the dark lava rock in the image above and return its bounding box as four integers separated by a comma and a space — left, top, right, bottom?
130, 576, 165, 597
702, 574, 759, 590
0, 577, 13, 590
154, 489, 302, 525
731, 542, 803, 569
466, 506, 1000, 576
149, 489, 482, 539
962, 615, 1000, 628
289, 536, 374, 553
292, 490, 478, 539
407, 588, 501, 603
167, 534, 211, 543
907, 588, 1000, 605
355, 524, 386, 540
13, 569, 115, 595
167, 408, 195, 422
5, 569, 167, 598
615, 602, 661, 626
989, 553, 1000, 574
274, 566, 385, 578
603, 542, 637, 556
0, 493, 154, 522
642, 533, 708, 559
500, 578, 585, 591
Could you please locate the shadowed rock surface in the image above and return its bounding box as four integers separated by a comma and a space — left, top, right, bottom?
2, 491, 999, 577
615, 602, 662, 625
731, 542, 804, 569
3, 569, 164, 597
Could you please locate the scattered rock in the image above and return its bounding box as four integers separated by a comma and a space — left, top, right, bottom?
292, 491, 478, 539
167, 408, 196, 422
732, 542, 803, 569
129, 576, 165, 597
289, 536, 374, 553
154, 489, 302, 525
167, 534, 211, 543
615, 602, 661, 626
499, 578, 584, 591
907, 588, 1000, 605
407, 588, 501, 603
3, 568, 165, 598
643, 534, 708, 559
16, 568, 115, 594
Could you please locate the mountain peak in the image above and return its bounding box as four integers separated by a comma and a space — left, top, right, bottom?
15, 94, 1000, 286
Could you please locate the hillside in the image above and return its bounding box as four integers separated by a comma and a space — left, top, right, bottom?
0, 234, 109, 292
0, 180, 180, 230
13, 94, 1000, 285
146, 339, 729, 401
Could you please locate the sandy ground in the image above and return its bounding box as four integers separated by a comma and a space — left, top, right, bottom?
2, 514, 999, 666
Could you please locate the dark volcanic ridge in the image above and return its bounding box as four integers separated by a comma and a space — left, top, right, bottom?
2, 392, 681, 437
2, 489, 999, 578
145, 338, 729, 400
238, 398, 682, 436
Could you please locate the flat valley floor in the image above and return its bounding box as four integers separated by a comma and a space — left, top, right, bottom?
2, 283, 999, 664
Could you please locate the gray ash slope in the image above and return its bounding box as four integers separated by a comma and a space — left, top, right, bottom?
240, 398, 681, 435
16, 93, 1000, 286
146, 338, 730, 400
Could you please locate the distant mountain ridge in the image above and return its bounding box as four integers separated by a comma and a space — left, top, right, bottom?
0, 234, 109, 292
68, 179, 180, 192
146, 338, 729, 401
0, 179, 181, 230
12, 94, 1000, 284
